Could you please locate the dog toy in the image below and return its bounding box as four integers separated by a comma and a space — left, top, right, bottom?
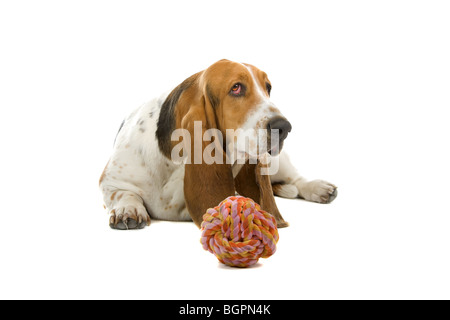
200, 196, 279, 268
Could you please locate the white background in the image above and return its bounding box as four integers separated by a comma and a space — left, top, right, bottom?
1, 0, 449, 300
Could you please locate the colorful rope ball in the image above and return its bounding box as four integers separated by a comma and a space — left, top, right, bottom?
200, 196, 279, 268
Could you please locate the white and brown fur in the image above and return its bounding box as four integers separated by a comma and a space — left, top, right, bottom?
99, 60, 337, 230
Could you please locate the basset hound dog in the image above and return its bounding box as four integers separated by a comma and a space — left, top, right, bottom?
99, 59, 337, 230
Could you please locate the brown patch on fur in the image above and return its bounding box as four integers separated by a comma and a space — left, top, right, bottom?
110, 191, 117, 201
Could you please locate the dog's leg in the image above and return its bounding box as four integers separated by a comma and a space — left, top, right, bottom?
271, 152, 338, 204
102, 188, 151, 230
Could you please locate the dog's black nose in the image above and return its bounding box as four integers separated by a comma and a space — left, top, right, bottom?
267, 117, 292, 142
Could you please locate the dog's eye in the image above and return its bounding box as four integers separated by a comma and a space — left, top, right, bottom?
266, 83, 272, 96
230, 83, 242, 95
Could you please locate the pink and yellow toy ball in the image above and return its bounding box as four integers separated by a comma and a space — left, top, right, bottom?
200, 196, 279, 268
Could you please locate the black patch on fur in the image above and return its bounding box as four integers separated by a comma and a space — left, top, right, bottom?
156, 76, 196, 158
113, 120, 125, 146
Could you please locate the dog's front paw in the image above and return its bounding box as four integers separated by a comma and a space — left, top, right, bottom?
298, 180, 337, 204
109, 205, 151, 230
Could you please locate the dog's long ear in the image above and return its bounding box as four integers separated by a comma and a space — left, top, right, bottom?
156, 73, 201, 158
163, 74, 235, 227
235, 161, 288, 228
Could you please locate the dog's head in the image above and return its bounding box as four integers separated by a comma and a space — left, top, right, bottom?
156, 59, 291, 163
202, 60, 291, 159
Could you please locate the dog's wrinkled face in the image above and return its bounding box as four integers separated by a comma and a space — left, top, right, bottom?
202, 60, 291, 159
